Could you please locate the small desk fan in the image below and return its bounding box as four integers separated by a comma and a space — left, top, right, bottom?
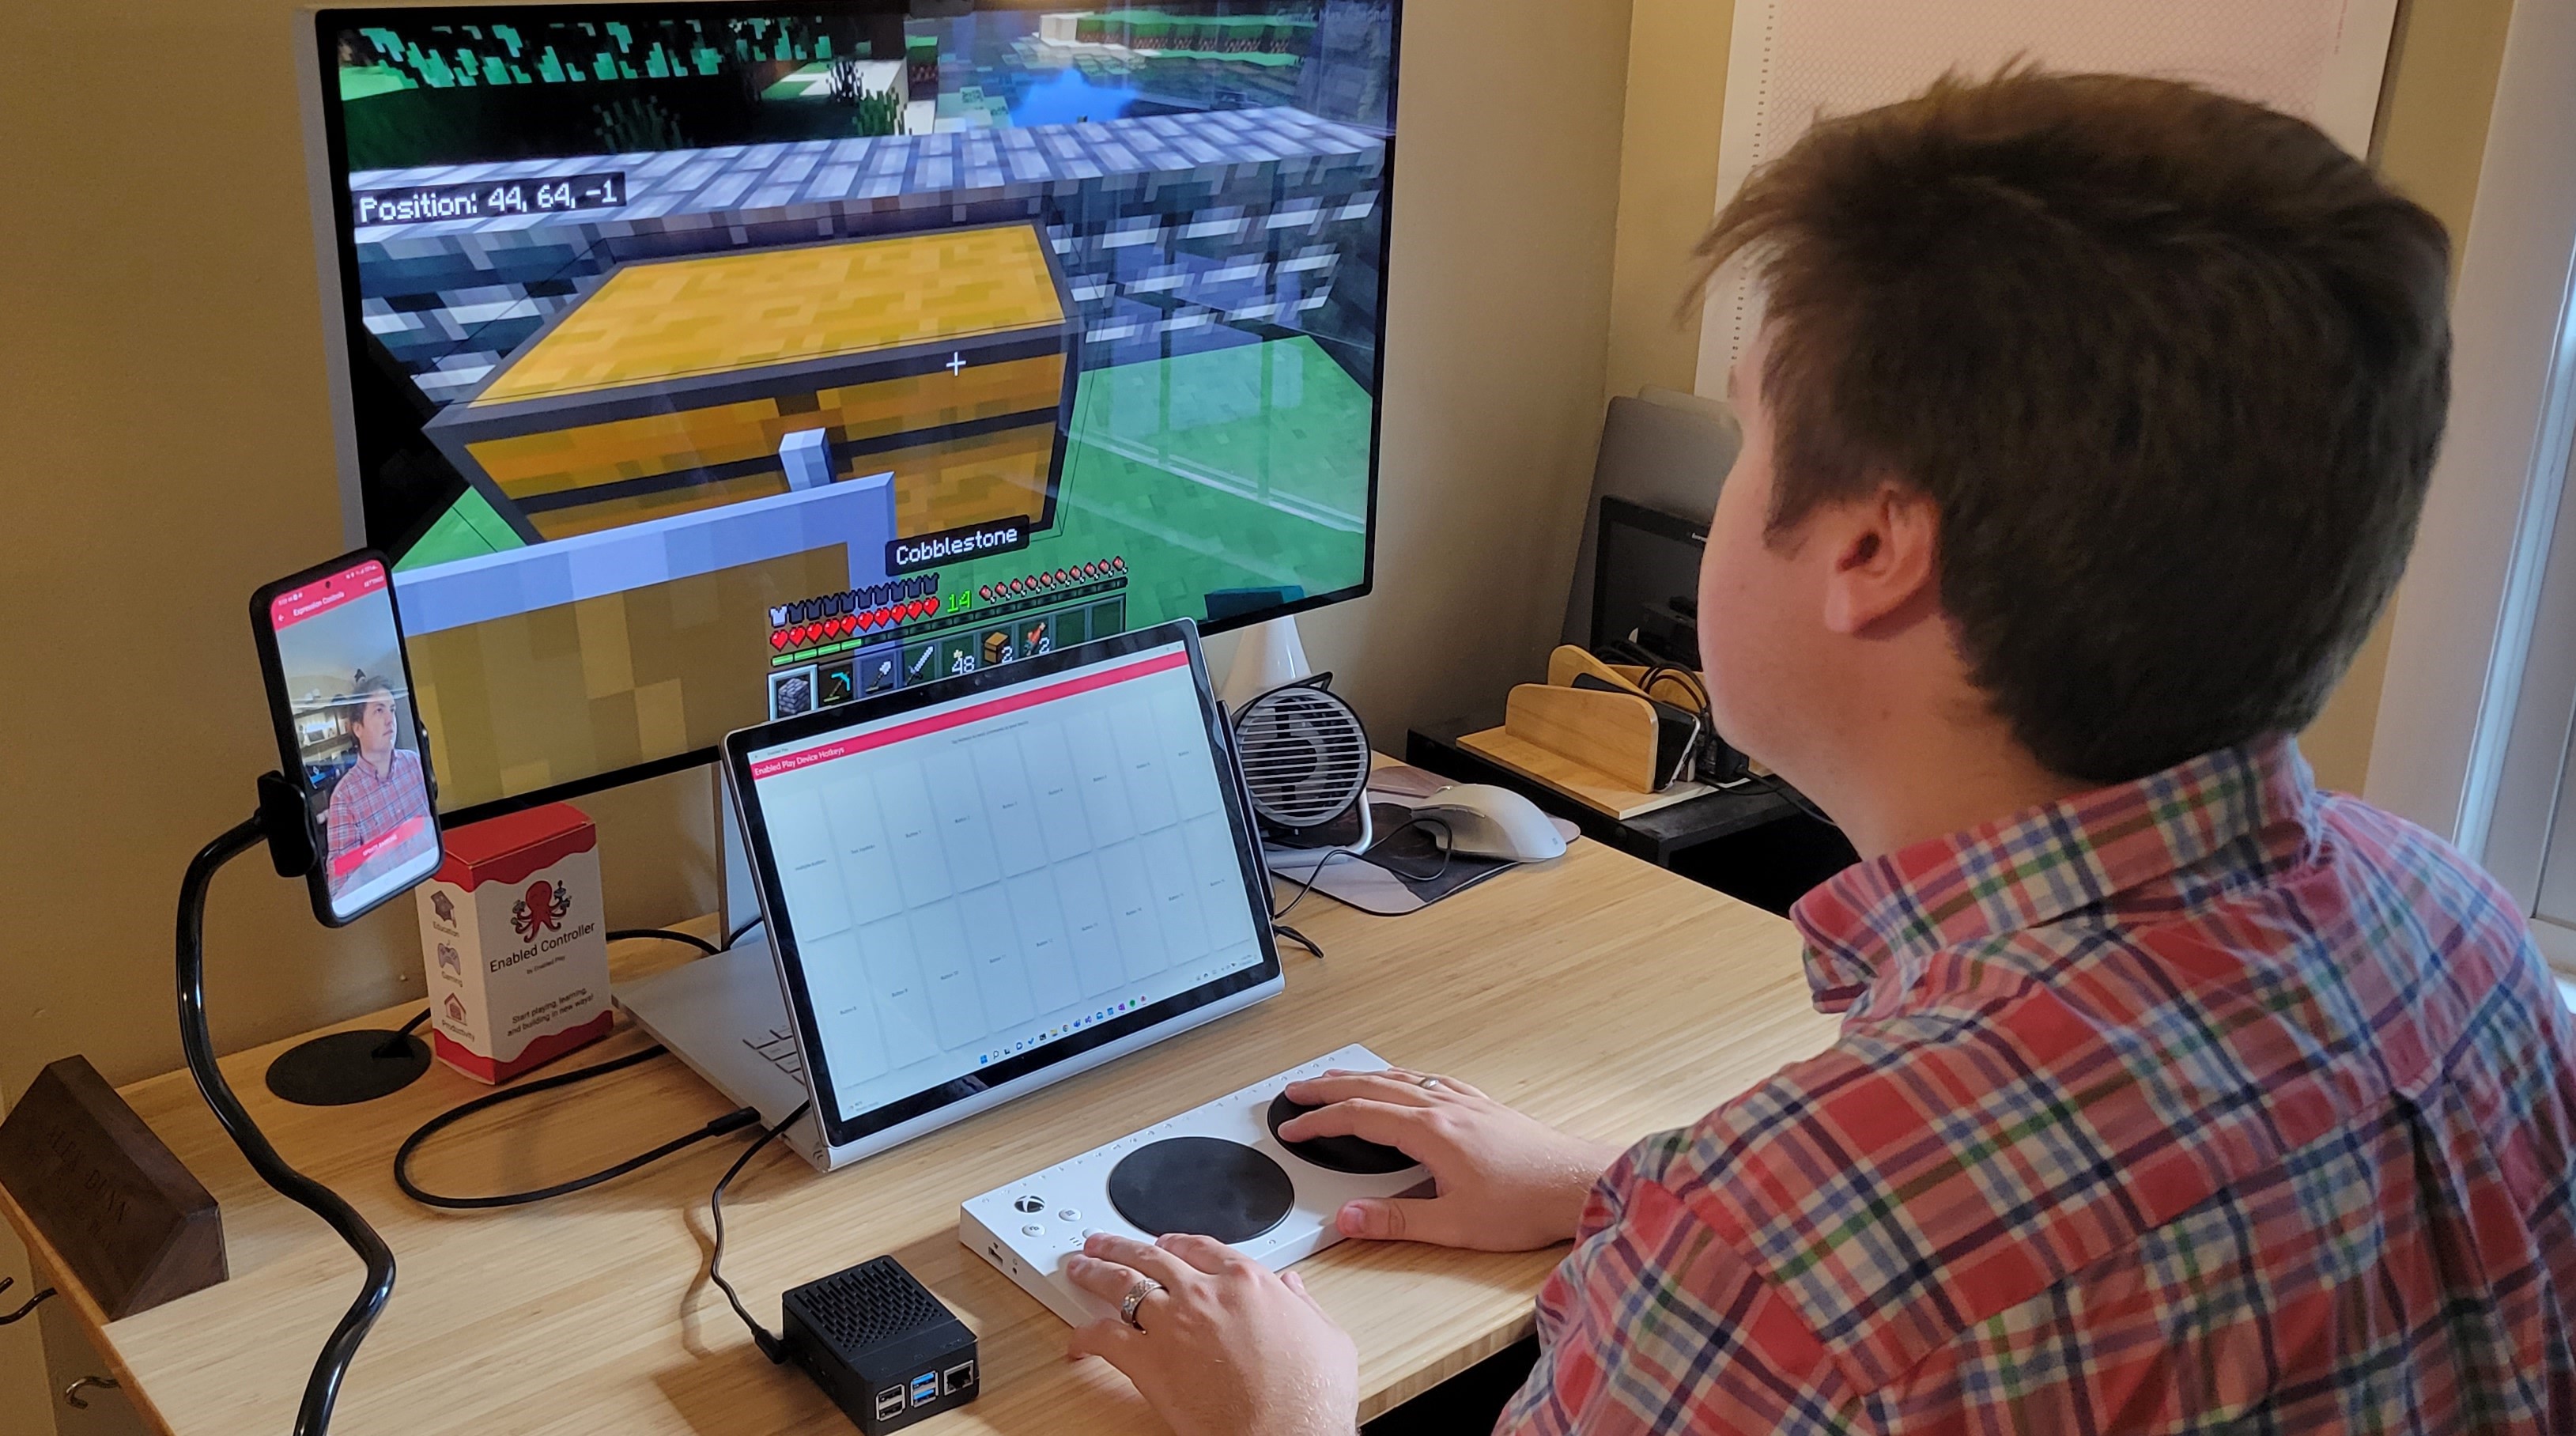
1229, 674, 1373, 866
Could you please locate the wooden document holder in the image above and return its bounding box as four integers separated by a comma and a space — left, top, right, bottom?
0, 1056, 225, 1319
1458, 648, 1715, 818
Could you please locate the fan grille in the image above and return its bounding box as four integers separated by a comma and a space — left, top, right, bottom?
1234, 686, 1370, 829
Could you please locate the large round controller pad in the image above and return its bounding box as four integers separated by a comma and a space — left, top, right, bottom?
1265, 1091, 1422, 1175
1105, 1136, 1296, 1244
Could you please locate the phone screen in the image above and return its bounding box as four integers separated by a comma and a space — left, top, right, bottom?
264, 557, 440, 922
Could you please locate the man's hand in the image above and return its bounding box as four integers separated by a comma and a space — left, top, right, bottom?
1064, 1232, 1357, 1436
1279, 1068, 1622, 1251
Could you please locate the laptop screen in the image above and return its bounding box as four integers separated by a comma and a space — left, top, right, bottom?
735, 625, 1279, 1146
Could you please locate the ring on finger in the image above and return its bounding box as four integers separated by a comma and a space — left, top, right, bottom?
1417, 1075, 1445, 1090
1119, 1276, 1165, 1332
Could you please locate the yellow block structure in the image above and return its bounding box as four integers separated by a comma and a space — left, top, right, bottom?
425, 223, 1078, 544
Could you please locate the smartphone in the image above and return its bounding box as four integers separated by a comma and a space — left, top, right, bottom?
250, 551, 443, 926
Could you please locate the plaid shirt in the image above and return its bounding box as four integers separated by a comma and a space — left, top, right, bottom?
1500, 738, 2576, 1434
323, 747, 432, 880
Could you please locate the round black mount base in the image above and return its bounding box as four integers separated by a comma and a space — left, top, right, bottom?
264, 1030, 432, 1107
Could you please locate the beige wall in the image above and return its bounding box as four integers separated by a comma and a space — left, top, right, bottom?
1598, 0, 2515, 795
1603, 0, 1735, 410
0, 2, 1635, 1429
2301, 0, 2516, 792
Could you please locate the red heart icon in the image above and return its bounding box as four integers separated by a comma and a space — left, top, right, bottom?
910, 599, 929, 619
925, 596, 941, 618
837, 614, 858, 636
874, 607, 893, 628
769, 631, 789, 651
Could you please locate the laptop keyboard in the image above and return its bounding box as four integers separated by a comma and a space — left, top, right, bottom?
743, 1024, 803, 1079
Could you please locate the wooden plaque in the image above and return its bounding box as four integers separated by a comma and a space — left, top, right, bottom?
0, 1056, 225, 1319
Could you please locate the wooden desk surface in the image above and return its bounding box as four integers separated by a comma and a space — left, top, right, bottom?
9, 837, 1839, 1436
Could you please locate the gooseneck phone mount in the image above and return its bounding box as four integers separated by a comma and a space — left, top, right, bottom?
176, 773, 399, 1436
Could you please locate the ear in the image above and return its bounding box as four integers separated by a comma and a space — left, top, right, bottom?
1819, 482, 1940, 636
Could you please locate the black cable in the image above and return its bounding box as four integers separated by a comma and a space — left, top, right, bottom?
391, 921, 759, 1210
393, 1045, 761, 1209
180, 815, 391, 1436
1760, 773, 1838, 828
1369, 815, 1455, 885
1272, 923, 1325, 962
1271, 845, 1338, 923
725, 916, 766, 949
374, 1007, 429, 1060
608, 926, 720, 958
709, 1101, 812, 1364
0, 1278, 55, 1326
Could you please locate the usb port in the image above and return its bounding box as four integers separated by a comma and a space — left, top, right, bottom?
874, 1385, 905, 1420
942, 1360, 976, 1394
908, 1373, 939, 1408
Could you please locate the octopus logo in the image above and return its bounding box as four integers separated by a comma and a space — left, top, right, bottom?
510, 879, 574, 942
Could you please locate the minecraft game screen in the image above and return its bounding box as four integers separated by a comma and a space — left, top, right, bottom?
312, 2, 1397, 816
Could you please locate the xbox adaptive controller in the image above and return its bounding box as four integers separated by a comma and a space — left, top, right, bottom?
959, 1046, 1433, 1327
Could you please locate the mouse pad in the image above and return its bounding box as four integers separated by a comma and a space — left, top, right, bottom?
1282, 799, 1575, 916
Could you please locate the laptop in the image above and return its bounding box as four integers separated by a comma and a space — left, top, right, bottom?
615, 620, 1286, 1171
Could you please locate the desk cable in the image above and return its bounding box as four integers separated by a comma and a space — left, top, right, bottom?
391, 928, 765, 1211
706, 1099, 814, 1363
1270, 845, 1338, 962
1263, 814, 1457, 962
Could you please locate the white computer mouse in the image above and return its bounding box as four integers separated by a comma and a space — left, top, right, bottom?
1409, 784, 1568, 863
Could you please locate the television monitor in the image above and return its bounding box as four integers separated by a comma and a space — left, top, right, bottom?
300, 2, 1400, 822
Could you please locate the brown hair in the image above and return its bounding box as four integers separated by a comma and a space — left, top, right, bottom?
1694, 69, 2451, 784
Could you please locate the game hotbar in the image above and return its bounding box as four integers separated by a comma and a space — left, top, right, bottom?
317, 3, 1396, 814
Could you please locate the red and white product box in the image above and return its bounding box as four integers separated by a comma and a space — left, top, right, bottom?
415, 803, 614, 1083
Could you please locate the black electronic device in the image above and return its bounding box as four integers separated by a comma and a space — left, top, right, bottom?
1568, 673, 1703, 790
779, 1256, 980, 1434
1588, 499, 1760, 784
1589, 497, 1708, 667
164, 547, 468, 1433
248, 550, 442, 928
248, 551, 442, 1107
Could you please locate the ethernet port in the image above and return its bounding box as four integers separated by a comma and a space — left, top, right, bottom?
942, 1359, 977, 1395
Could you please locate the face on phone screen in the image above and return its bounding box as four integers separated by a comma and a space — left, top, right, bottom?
266, 558, 440, 921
